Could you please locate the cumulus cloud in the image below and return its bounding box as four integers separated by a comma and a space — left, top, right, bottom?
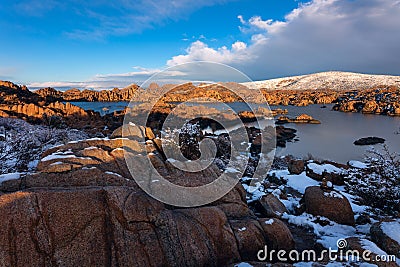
167, 0, 400, 80
167, 40, 252, 66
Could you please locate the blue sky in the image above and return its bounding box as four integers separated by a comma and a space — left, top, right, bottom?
1, 0, 400, 89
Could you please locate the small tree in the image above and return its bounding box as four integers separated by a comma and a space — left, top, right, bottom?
346, 145, 400, 216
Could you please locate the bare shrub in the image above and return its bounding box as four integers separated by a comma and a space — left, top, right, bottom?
0, 118, 88, 174
345, 145, 400, 216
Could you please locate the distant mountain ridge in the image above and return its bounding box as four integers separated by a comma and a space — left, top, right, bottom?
242, 71, 400, 90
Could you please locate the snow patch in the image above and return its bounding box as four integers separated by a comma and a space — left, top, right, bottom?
105, 171, 123, 178
82, 166, 97, 170
234, 263, 253, 267
324, 191, 344, 199
42, 153, 77, 162
264, 219, 274, 225
0, 172, 21, 184
348, 160, 368, 169
282, 213, 355, 249
225, 167, 240, 173
360, 238, 400, 265
270, 169, 319, 194
307, 163, 343, 175
50, 161, 64, 165
84, 146, 98, 150
380, 221, 400, 245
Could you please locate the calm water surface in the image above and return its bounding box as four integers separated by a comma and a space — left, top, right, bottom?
67, 101, 129, 116
70, 101, 400, 163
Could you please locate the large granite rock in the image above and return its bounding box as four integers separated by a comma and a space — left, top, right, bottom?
303, 186, 355, 226
256, 194, 288, 218
0, 131, 295, 266
288, 159, 304, 175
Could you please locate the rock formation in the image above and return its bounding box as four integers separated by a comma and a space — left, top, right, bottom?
353, 136, 386, 146
276, 114, 321, 124
333, 86, 400, 116
0, 126, 296, 266
302, 186, 355, 226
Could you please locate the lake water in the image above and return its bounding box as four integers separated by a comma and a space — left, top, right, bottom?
69, 101, 400, 163
67, 101, 129, 116
271, 104, 400, 163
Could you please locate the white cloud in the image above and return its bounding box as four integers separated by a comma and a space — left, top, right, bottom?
167, 40, 253, 66
167, 0, 400, 80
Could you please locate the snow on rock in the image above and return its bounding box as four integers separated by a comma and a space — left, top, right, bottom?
225, 167, 240, 173
348, 160, 368, 169
83, 146, 98, 150
360, 239, 400, 265
269, 169, 319, 194
282, 213, 356, 249
340, 191, 368, 214
293, 263, 314, 267
307, 163, 343, 175
50, 161, 64, 165
242, 182, 265, 201
41, 154, 77, 161
234, 263, 253, 267
264, 219, 274, 225
166, 158, 177, 163
82, 166, 97, 170
104, 171, 123, 178
0, 172, 21, 184
381, 221, 400, 245
323, 191, 344, 199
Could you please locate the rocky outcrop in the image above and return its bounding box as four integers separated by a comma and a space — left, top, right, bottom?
354, 136, 386, 146
303, 186, 355, 226
305, 162, 346, 186
276, 114, 321, 124
0, 81, 109, 132
0, 101, 105, 130
333, 86, 400, 116
34, 87, 64, 102
256, 194, 289, 218
288, 159, 305, 175
0, 127, 296, 266
275, 126, 297, 148
35, 84, 140, 102
0, 102, 88, 119
0, 80, 40, 104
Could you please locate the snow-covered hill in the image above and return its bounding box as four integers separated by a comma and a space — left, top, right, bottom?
242, 71, 400, 90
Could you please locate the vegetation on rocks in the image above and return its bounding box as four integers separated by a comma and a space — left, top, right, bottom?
346, 145, 400, 216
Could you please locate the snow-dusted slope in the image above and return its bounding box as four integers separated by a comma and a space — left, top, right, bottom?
242, 71, 400, 90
